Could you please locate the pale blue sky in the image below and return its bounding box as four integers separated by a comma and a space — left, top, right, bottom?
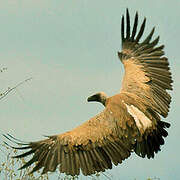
0, 0, 179, 179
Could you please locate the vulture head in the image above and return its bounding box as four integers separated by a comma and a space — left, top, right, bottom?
87, 92, 108, 106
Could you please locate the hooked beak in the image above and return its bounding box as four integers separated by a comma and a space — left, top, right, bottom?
87, 94, 99, 102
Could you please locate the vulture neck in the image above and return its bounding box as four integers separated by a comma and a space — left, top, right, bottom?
87, 92, 108, 106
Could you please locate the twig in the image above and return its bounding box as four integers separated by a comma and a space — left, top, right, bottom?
101, 172, 112, 180
0, 77, 32, 101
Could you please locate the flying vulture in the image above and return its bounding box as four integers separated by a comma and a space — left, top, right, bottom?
4, 9, 173, 176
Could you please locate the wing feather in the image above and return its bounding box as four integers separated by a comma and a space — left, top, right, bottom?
142, 27, 155, 44
42, 150, 53, 174
102, 145, 118, 165
135, 18, 146, 42
85, 151, 95, 173
47, 143, 58, 172
66, 152, 71, 175
126, 9, 130, 39
89, 150, 104, 172
59, 146, 66, 173
131, 12, 138, 40
30, 149, 48, 173
107, 144, 121, 165
74, 151, 80, 175
121, 15, 125, 42
82, 151, 91, 175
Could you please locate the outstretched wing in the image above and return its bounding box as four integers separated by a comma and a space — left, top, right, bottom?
118, 9, 173, 118
4, 103, 137, 176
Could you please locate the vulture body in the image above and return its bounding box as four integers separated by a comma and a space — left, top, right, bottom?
5, 9, 172, 176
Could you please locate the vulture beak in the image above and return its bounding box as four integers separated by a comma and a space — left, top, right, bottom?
87, 92, 107, 106
87, 94, 99, 102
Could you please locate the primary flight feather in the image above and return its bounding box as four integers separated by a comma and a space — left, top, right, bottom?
4, 9, 172, 176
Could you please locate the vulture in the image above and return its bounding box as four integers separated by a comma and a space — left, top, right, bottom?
4, 9, 173, 176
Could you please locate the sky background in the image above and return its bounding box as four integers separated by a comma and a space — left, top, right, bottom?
0, 0, 179, 179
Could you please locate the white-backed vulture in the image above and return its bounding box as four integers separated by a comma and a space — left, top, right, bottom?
4, 9, 173, 176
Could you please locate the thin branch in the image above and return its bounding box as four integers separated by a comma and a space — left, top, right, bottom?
0, 77, 32, 101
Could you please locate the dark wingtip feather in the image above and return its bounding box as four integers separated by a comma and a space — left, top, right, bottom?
131, 11, 138, 40
12, 149, 35, 158
135, 17, 146, 42
142, 27, 155, 44
18, 155, 39, 170
3, 141, 30, 150
159, 121, 170, 128
7, 133, 29, 143
150, 36, 160, 47
121, 15, 125, 42
3, 134, 29, 146
134, 120, 170, 159
126, 8, 130, 39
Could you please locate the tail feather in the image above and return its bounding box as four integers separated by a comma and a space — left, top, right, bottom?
134, 120, 170, 159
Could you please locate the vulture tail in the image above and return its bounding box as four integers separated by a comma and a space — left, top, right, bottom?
134, 120, 170, 159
